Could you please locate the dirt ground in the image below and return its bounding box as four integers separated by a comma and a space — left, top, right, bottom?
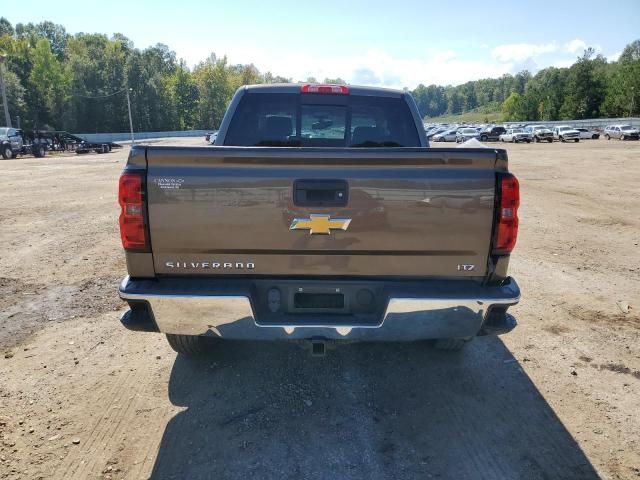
0, 137, 638, 480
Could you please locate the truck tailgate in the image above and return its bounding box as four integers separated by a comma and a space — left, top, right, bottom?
145, 147, 499, 277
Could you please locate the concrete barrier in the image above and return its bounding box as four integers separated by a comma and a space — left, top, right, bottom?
74, 130, 211, 143
506, 117, 640, 130
539, 118, 639, 129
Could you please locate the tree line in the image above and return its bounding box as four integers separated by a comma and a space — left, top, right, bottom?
0, 18, 295, 133
412, 42, 639, 122
0, 17, 638, 132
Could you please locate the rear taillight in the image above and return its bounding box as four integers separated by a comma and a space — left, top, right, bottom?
493, 173, 519, 254
300, 83, 349, 94
118, 171, 147, 250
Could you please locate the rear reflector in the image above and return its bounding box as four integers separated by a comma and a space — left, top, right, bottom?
118, 171, 147, 250
493, 173, 519, 254
301, 83, 349, 94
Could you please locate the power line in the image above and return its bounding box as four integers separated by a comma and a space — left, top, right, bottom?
75, 88, 127, 99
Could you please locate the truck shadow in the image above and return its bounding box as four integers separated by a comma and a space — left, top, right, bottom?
149, 338, 599, 480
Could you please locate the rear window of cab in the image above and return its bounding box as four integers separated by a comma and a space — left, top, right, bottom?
223, 93, 421, 147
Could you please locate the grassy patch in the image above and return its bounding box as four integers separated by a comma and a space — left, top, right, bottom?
425, 110, 503, 124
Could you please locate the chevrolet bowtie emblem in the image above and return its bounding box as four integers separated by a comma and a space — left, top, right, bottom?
289, 214, 352, 235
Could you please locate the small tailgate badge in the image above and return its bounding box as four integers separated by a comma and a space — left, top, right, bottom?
290, 214, 351, 235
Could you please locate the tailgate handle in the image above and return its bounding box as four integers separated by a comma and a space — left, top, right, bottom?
294, 179, 348, 207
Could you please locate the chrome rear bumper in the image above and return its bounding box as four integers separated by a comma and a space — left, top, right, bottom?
118, 276, 520, 341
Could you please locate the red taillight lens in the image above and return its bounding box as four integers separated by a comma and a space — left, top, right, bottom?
493, 173, 519, 254
118, 172, 147, 250
300, 83, 349, 94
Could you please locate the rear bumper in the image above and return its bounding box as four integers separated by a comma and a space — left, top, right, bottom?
118, 276, 520, 341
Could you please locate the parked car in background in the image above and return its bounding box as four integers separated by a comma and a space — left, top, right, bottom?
479, 126, 506, 142
205, 131, 219, 143
553, 125, 580, 142
524, 125, 554, 143
426, 127, 447, 139
1, 128, 49, 158
604, 125, 639, 140
0, 127, 22, 159
456, 128, 481, 143
432, 129, 458, 142
499, 128, 532, 143
575, 128, 600, 140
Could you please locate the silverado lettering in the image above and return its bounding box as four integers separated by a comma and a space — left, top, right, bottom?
117, 83, 521, 356
165, 262, 256, 269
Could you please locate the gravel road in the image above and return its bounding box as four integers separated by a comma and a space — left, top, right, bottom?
0, 137, 638, 479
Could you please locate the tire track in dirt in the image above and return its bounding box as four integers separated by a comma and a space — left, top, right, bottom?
0, 276, 123, 352
55, 369, 141, 478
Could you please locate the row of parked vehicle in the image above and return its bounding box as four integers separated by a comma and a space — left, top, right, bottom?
204, 130, 218, 144
424, 123, 639, 144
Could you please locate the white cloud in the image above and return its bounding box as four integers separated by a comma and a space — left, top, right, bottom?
564, 38, 602, 55
173, 37, 608, 90
607, 51, 622, 62
181, 45, 514, 89
552, 58, 576, 69
565, 39, 587, 54
491, 43, 558, 62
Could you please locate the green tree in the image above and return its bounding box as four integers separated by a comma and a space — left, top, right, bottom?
193, 54, 235, 128
602, 40, 640, 116
0, 17, 14, 37
446, 89, 463, 115
29, 38, 67, 127
166, 61, 199, 129
1, 68, 26, 125
560, 48, 607, 119
502, 92, 524, 121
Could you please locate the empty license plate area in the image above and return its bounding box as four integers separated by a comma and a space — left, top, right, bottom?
252, 280, 385, 326
294, 292, 344, 309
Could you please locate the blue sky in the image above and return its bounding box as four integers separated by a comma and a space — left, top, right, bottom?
4, 0, 639, 88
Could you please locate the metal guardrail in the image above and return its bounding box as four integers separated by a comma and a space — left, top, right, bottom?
428, 117, 640, 130
77, 119, 639, 144
508, 117, 640, 130
532, 118, 639, 129
74, 130, 211, 143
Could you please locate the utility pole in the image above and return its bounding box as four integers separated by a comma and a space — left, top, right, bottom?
126, 88, 135, 144
0, 54, 12, 128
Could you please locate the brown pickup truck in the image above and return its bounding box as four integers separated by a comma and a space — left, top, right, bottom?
117, 84, 520, 356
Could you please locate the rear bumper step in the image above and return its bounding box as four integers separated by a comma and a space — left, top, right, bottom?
118, 276, 520, 341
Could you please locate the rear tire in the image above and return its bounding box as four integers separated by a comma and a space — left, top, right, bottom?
2, 145, 12, 160
166, 334, 214, 356
480, 135, 488, 141
33, 145, 45, 158
547, 137, 553, 143
434, 338, 472, 351
574, 138, 579, 143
